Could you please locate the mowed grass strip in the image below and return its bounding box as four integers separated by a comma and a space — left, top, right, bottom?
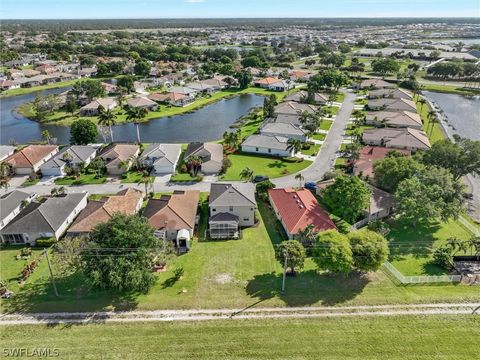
1, 316, 479, 359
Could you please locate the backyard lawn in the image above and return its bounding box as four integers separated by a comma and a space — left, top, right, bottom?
388, 219, 474, 276
2, 201, 480, 314
416, 96, 445, 144
221, 153, 312, 180
2, 316, 479, 359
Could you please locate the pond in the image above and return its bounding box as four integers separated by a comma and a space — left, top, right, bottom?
0, 89, 264, 144
422, 91, 480, 141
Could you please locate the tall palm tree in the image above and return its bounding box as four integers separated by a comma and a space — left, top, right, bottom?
137, 170, 154, 197
41, 130, 52, 145
286, 139, 302, 156
97, 105, 117, 143
186, 156, 202, 177
427, 110, 437, 135
419, 98, 427, 114
299, 111, 310, 126
125, 105, 147, 144
468, 236, 480, 260
239, 167, 254, 182
0, 161, 11, 190
295, 173, 304, 188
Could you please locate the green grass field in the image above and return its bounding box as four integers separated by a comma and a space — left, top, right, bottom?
319, 119, 333, 131
221, 153, 312, 180
54, 173, 107, 185
2, 316, 479, 359
415, 96, 445, 144
389, 219, 473, 276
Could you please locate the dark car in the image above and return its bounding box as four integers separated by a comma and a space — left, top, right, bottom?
304, 182, 317, 191
253, 175, 269, 183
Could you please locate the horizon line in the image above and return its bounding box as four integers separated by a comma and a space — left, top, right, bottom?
2, 16, 480, 20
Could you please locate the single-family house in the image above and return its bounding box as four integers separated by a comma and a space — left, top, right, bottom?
0, 145, 15, 162
274, 101, 317, 116
260, 122, 308, 142
35, 64, 56, 74
0, 80, 20, 91
241, 134, 294, 157
268, 187, 337, 239
201, 78, 228, 90
185, 81, 216, 94
66, 189, 143, 237
284, 90, 328, 105
359, 79, 395, 89
5, 145, 58, 175
208, 183, 256, 239
353, 146, 411, 179
0, 193, 88, 245
140, 143, 181, 175
144, 190, 200, 252
0, 191, 36, 230
40, 145, 97, 177
184, 142, 223, 175
254, 77, 282, 89
367, 98, 417, 112
364, 186, 395, 222
362, 128, 431, 151
168, 86, 198, 97
364, 111, 422, 129
367, 88, 413, 100
273, 114, 302, 127
289, 70, 312, 82
148, 92, 194, 107
97, 143, 140, 175
267, 79, 295, 92
79, 97, 117, 116
126, 96, 158, 111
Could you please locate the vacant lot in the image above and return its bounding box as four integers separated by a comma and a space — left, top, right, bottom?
2, 315, 479, 359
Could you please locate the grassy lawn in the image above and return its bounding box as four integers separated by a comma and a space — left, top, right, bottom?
170, 172, 202, 182
120, 171, 154, 184
415, 96, 445, 144
312, 133, 326, 141
54, 173, 106, 185
345, 124, 374, 136
301, 143, 321, 156
322, 105, 340, 116
319, 120, 333, 131
389, 219, 474, 276
1, 201, 480, 313
420, 83, 480, 96
21, 178, 40, 187
221, 153, 312, 180
0, 247, 51, 293
2, 316, 479, 359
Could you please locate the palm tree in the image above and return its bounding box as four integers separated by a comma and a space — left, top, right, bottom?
50, 186, 66, 197
186, 155, 202, 177
468, 236, 480, 260
41, 130, 52, 145
125, 105, 147, 144
90, 157, 105, 178
117, 160, 130, 172
0, 161, 11, 191
286, 139, 302, 156
97, 105, 117, 142
419, 98, 427, 114
239, 167, 254, 182
295, 173, 304, 188
296, 224, 316, 247
299, 110, 310, 126
137, 170, 154, 197
427, 110, 437, 135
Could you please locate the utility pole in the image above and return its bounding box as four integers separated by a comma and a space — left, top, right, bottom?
44, 249, 59, 297
281, 248, 288, 293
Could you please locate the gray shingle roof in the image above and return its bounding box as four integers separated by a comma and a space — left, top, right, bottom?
242, 134, 289, 151
261, 122, 306, 137
41, 146, 96, 170
140, 143, 181, 166
1, 193, 87, 235
209, 183, 256, 207
0, 190, 31, 224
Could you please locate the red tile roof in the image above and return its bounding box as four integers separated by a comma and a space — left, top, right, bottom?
268, 188, 336, 235
5, 145, 57, 169
353, 146, 411, 178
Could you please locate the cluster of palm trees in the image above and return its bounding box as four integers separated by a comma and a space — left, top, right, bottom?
185, 156, 203, 177
222, 130, 241, 150
97, 104, 148, 144
446, 236, 480, 261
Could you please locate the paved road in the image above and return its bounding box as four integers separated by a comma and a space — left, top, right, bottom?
272, 89, 356, 187
1, 303, 478, 325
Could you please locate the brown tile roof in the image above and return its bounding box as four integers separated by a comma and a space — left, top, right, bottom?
67, 188, 143, 233
5, 145, 57, 168
144, 190, 200, 231
98, 143, 139, 167
353, 146, 411, 178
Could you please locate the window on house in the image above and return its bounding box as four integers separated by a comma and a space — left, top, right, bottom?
229, 206, 233, 212
243, 217, 249, 221
255, 147, 259, 151
268, 148, 271, 153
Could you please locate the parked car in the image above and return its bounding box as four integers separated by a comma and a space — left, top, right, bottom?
253, 175, 269, 183
304, 182, 317, 191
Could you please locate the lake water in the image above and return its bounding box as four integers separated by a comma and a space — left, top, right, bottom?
0, 89, 264, 144
422, 91, 480, 141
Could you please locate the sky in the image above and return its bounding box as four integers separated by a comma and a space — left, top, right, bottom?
1, 0, 479, 19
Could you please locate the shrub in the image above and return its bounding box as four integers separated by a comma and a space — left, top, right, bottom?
35, 237, 56, 248
433, 246, 453, 269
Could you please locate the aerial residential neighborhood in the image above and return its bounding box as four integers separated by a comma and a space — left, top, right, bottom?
0, 1, 479, 359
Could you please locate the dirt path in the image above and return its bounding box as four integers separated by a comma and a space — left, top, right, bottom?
1, 303, 479, 325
